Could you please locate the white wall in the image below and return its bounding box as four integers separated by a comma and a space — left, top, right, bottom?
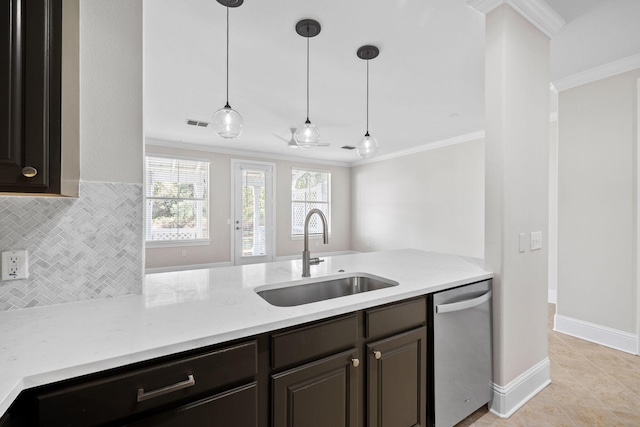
548, 119, 558, 302
557, 68, 640, 334
350, 138, 484, 258
80, 0, 143, 184
484, 4, 550, 406
145, 144, 351, 269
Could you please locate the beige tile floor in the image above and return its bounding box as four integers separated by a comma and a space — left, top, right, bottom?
455, 304, 640, 427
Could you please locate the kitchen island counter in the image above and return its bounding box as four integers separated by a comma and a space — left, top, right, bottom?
0, 249, 491, 417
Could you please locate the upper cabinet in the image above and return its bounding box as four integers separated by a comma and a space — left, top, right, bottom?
0, 0, 78, 196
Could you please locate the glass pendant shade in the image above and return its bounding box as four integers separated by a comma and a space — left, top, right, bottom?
212, 104, 243, 139
294, 119, 320, 149
357, 133, 379, 159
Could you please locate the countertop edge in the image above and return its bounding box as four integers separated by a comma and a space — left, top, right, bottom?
0, 250, 492, 418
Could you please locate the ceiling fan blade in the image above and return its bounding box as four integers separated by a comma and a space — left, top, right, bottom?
271, 133, 290, 143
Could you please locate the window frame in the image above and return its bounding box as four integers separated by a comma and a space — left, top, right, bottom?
145, 154, 211, 248
290, 167, 332, 239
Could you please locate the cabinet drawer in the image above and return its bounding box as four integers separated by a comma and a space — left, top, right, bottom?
271, 314, 358, 370
365, 297, 426, 340
36, 340, 257, 426
129, 382, 258, 427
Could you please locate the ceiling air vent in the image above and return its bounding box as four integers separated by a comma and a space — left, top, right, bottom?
186, 119, 210, 128
341, 145, 356, 150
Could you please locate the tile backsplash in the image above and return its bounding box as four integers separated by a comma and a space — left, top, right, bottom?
0, 181, 143, 311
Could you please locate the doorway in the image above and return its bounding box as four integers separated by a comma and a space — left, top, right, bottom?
231, 160, 275, 265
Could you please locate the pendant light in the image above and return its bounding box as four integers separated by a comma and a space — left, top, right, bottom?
356, 45, 380, 159
294, 19, 321, 149
212, 0, 243, 139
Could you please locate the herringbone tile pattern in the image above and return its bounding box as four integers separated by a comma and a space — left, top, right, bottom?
0, 182, 143, 311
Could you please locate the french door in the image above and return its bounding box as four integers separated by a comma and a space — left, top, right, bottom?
231, 160, 275, 265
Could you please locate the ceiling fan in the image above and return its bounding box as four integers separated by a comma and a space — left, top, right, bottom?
274, 128, 331, 149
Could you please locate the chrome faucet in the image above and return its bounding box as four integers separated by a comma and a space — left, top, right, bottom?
302, 208, 329, 277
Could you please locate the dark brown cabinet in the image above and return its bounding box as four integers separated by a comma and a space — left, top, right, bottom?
272, 349, 360, 427
0, 411, 10, 427
366, 328, 427, 427
363, 298, 428, 427
1, 0, 62, 193
34, 340, 258, 426
7, 296, 436, 427
270, 314, 360, 427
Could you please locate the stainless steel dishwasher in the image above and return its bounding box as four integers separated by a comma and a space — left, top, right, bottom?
428, 280, 492, 427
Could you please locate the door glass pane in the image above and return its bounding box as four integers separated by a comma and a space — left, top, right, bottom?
241, 169, 266, 257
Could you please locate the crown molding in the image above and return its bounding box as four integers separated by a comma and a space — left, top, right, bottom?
351, 131, 486, 166
553, 53, 640, 92
467, 0, 565, 38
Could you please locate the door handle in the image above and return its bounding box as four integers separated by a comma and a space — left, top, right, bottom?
435, 290, 491, 314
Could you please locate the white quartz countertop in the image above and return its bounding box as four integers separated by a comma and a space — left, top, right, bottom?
0, 249, 491, 417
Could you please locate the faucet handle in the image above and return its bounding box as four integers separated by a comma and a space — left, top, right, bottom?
309, 257, 324, 266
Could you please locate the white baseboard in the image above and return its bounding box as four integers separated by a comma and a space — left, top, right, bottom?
554, 314, 637, 355
489, 358, 551, 418
145, 261, 232, 274
548, 289, 557, 304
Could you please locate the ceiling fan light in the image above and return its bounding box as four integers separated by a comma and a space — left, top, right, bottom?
212, 104, 243, 139
357, 133, 379, 159
294, 120, 320, 149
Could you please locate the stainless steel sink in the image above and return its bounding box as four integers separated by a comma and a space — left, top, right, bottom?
256, 274, 399, 307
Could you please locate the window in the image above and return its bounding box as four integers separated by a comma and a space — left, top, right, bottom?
145, 156, 209, 244
291, 168, 331, 236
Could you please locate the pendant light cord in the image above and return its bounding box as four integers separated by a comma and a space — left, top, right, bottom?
306, 35, 310, 122
366, 60, 370, 135
225, 7, 230, 107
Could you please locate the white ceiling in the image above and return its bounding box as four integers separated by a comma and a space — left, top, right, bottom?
144, 0, 640, 165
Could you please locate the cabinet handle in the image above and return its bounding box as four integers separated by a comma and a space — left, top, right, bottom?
351, 358, 360, 368
137, 374, 196, 402
372, 350, 382, 360
22, 166, 38, 178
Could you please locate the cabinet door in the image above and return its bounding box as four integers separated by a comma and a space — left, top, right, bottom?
0, 411, 9, 427
272, 348, 359, 427
129, 382, 257, 427
367, 328, 427, 427
0, 0, 61, 193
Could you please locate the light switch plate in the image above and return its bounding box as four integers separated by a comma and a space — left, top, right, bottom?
2, 250, 29, 280
530, 232, 542, 251
519, 233, 526, 253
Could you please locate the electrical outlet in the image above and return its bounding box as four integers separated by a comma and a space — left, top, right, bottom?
2, 250, 29, 280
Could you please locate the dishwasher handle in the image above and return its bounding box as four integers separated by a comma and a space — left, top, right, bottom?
435, 290, 491, 314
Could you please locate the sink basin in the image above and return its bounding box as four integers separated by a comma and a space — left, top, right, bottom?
256, 274, 399, 307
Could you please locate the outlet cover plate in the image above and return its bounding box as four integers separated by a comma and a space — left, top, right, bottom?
2, 250, 29, 280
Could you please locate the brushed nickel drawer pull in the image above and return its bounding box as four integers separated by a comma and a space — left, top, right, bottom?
137, 374, 196, 402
